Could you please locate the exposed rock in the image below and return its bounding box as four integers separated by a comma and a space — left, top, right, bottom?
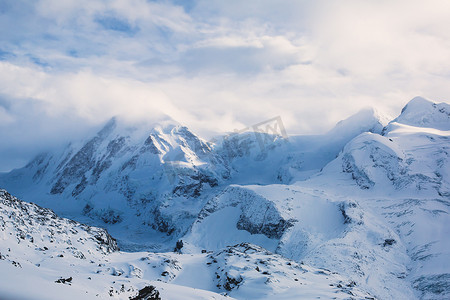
0, 189, 118, 254
129, 285, 161, 300
55, 277, 72, 284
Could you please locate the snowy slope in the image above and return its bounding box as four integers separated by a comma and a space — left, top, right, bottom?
181, 98, 450, 299
0, 189, 375, 299
182, 183, 415, 299
298, 98, 450, 299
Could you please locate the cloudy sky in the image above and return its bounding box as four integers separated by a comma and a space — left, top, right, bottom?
1, 0, 450, 171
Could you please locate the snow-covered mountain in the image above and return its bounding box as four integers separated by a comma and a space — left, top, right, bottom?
0, 189, 375, 299
0, 118, 230, 251
1, 96, 449, 299
0, 107, 387, 250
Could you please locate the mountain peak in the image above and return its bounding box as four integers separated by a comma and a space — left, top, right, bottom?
328, 107, 390, 137
393, 97, 450, 130
97, 116, 118, 137
401, 96, 433, 112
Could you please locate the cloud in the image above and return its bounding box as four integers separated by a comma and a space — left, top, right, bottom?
309, 0, 450, 76
0, 0, 450, 171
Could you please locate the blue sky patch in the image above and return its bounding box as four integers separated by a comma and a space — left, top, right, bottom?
27, 55, 50, 68
95, 15, 139, 36
0, 49, 15, 61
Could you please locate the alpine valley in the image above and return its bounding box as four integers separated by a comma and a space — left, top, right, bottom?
0, 96, 449, 300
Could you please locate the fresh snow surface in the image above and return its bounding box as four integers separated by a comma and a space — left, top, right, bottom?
0, 190, 374, 299
393, 96, 450, 130
0, 97, 449, 299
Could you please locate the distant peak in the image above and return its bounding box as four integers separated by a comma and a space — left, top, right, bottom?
151, 122, 183, 136
97, 116, 118, 137
392, 97, 450, 130
400, 96, 434, 113
329, 107, 391, 136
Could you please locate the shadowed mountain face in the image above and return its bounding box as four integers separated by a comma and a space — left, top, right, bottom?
1, 97, 449, 299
